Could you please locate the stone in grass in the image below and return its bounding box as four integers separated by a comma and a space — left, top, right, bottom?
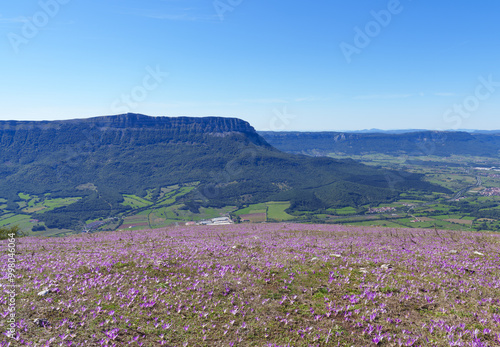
359, 268, 368, 274
381, 264, 393, 270
37, 289, 52, 296
449, 250, 458, 254
330, 253, 342, 258
473, 251, 484, 256
33, 318, 50, 327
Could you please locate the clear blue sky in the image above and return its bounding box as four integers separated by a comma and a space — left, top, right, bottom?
1, 0, 500, 131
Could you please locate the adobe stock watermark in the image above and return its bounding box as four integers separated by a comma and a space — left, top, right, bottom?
55, 126, 111, 182
385, 75, 499, 193
201, 107, 294, 201
213, 0, 243, 21
202, 144, 257, 200
443, 75, 500, 130
7, 0, 71, 54
111, 65, 168, 114
5, 233, 18, 340
384, 132, 448, 192
261, 107, 296, 132
340, 0, 407, 64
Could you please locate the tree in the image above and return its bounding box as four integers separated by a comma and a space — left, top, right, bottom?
0, 225, 21, 240
32, 225, 46, 232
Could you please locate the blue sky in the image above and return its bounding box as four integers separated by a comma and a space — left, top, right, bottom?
1, 0, 500, 131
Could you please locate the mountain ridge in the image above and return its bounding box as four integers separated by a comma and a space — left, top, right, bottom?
259, 130, 500, 157
0, 114, 447, 230
0, 113, 270, 146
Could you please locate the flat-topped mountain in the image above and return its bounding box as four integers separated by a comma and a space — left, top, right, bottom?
1, 113, 253, 130
0, 114, 446, 230
0, 113, 269, 147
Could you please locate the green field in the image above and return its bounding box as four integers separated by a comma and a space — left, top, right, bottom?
0, 213, 30, 226
266, 201, 294, 220
10, 193, 83, 215
346, 220, 405, 228
122, 195, 153, 208
234, 202, 294, 222
0, 214, 32, 232
234, 203, 268, 216
18, 192, 32, 200
156, 187, 196, 206
432, 214, 463, 220
44, 198, 82, 212
326, 207, 358, 215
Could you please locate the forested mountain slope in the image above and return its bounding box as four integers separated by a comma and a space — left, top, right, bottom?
0, 114, 446, 229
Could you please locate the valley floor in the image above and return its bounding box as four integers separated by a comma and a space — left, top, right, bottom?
1, 155, 500, 236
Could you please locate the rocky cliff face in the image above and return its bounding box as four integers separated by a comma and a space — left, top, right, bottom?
0, 114, 281, 198
0, 113, 259, 134
0, 114, 270, 160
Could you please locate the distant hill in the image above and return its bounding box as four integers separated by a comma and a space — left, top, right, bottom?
333, 129, 500, 134
0, 114, 446, 229
340, 129, 428, 134
259, 131, 500, 157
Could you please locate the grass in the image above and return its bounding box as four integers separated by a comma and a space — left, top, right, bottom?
10, 193, 83, 217
393, 218, 470, 231
266, 201, 294, 221
156, 187, 195, 206
347, 220, 405, 228
122, 195, 152, 208
327, 207, 358, 215
433, 214, 461, 220
234, 203, 268, 216
397, 199, 425, 204
18, 192, 31, 200
44, 198, 81, 210
234, 202, 294, 222
4, 223, 499, 346
0, 213, 31, 227
446, 218, 473, 225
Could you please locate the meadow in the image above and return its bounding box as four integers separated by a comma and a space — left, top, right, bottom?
1, 224, 499, 346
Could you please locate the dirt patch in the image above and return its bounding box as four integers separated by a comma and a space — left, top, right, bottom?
124, 215, 147, 221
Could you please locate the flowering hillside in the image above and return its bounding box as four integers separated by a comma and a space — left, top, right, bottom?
2, 224, 500, 346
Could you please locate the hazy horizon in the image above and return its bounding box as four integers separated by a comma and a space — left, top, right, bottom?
1, 113, 499, 133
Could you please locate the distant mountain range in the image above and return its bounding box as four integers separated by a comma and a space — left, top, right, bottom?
325, 129, 500, 134
0, 114, 445, 229
259, 131, 500, 157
